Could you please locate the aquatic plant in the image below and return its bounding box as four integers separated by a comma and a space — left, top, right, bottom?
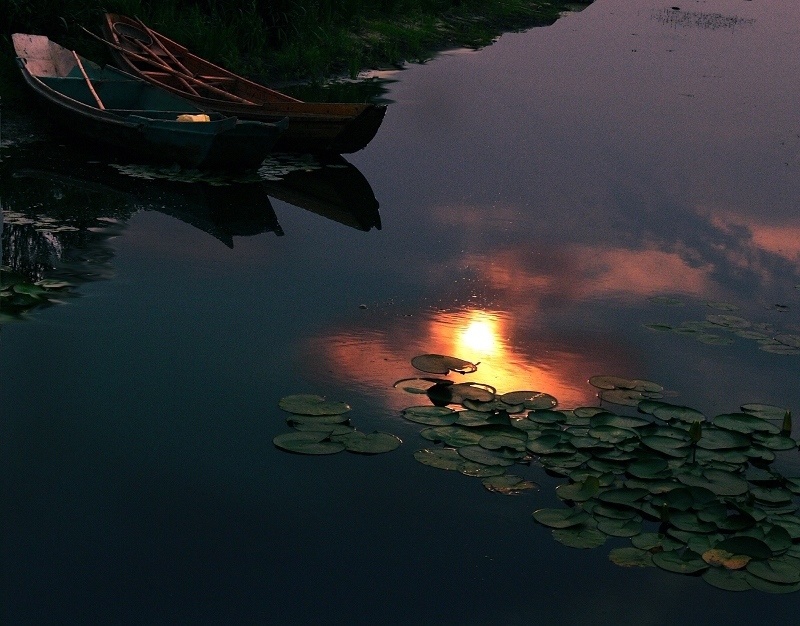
386, 356, 800, 594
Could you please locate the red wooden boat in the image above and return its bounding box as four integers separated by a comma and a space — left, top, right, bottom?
100, 13, 387, 154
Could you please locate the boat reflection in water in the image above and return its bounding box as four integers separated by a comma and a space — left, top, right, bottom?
1, 139, 382, 324
261, 153, 381, 232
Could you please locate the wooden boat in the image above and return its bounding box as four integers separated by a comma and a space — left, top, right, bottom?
12, 33, 287, 170
99, 13, 387, 154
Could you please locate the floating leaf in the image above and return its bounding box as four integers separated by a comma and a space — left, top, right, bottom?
747, 559, 800, 584
715, 536, 773, 560
551, 525, 607, 549
609, 547, 654, 567
714, 412, 780, 435
481, 475, 538, 495
427, 381, 495, 406
702, 567, 752, 591
741, 404, 790, 420
458, 445, 517, 467
653, 404, 706, 424
597, 516, 642, 537
555, 477, 601, 502
401, 405, 457, 425
600, 389, 646, 406
413, 448, 464, 471
273, 431, 346, 455
279, 394, 351, 416
652, 550, 708, 574
419, 425, 484, 447
500, 390, 558, 410
333, 431, 401, 454
411, 354, 478, 375
533, 508, 590, 529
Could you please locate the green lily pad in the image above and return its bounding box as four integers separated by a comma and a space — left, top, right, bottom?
402, 406, 457, 425
333, 431, 401, 454
752, 433, 797, 451
653, 404, 706, 424
702, 568, 752, 591
555, 476, 601, 502
411, 353, 478, 375
291, 422, 355, 435
526, 433, 573, 455
427, 381, 496, 405
458, 445, 517, 467
273, 431, 346, 455
532, 508, 590, 529
600, 389, 646, 406
551, 525, 607, 549
641, 435, 691, 458
481, 474, 538, 495
500, 390, 558, 410
420, 426, 484, 447
652, 550, 709, 574
747, 559, 800, 584
593, 414, 653, 431
715, 536, 773, 559
741, 404, 790, 420
597, 516, 642, 538
279, 394, 352, 416
626, 457, 670, 479
414, 448, 464, 471
479, 435, 527, 453
609, 547, 654, 568
714, 412, 780, 434
744, 574, 800, 593
631, 533, 683, 552
676, 469, 749, 496
526, 409, 567, 425
596, 487, 649, 507
460, 462, 507, 478
695, 428, 751, 450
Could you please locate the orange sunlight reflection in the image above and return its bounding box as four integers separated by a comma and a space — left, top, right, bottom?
309, 308, 619, 412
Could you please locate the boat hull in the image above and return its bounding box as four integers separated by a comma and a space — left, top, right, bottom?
101, 14, 386, 153
12, 33, 286, 170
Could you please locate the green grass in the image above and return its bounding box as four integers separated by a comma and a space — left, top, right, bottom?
0, 0, 590, 100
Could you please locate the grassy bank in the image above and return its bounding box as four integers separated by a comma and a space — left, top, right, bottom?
0, 0, 590, 102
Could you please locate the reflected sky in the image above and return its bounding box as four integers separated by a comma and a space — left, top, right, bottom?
4, 1, 800, 621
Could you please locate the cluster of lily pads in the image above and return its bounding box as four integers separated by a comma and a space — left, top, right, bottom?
0, 265, 73, 323
645, 297, 799, 355
273, 393, 402, 455
394, 355, 800, 594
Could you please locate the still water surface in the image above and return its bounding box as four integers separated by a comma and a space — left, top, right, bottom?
2, 0, 800, 623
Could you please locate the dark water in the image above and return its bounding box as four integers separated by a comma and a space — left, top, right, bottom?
2, 0, 800, 623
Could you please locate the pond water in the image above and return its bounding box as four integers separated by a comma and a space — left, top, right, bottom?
2, 0, 800, 622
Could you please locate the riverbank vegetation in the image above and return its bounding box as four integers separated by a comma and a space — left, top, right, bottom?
1, 0, 589, 101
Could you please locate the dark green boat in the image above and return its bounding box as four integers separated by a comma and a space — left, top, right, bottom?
12, 34, 287, 170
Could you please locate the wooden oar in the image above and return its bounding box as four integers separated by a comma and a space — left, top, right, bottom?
72, 51, 105, 110
133, 16, 195, 78
83, 26, 256, 105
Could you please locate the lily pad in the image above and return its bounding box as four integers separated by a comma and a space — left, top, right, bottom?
714, 412, 780, 435
715, 536, 773, 559
741, 404, 790, 420
746, 559, 800, 584
532, 508, 590, 529
411, 353, 478, 374
551, 525, 607, 549
500, 390, 558, 410
653, 404, 706, 424
458, 445, 518, 467
273, 431, 346, 455
702, 567, 752, 591
333, 431, 401, 454
413, 448, 464, 471
402, 405, 457, 425
555, 476, 601, 502
652, 550, 709, 575
420, 426, 484, 447
279, 394, 351, 416
481, 474, 538, 495
609, 547, 654, 567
